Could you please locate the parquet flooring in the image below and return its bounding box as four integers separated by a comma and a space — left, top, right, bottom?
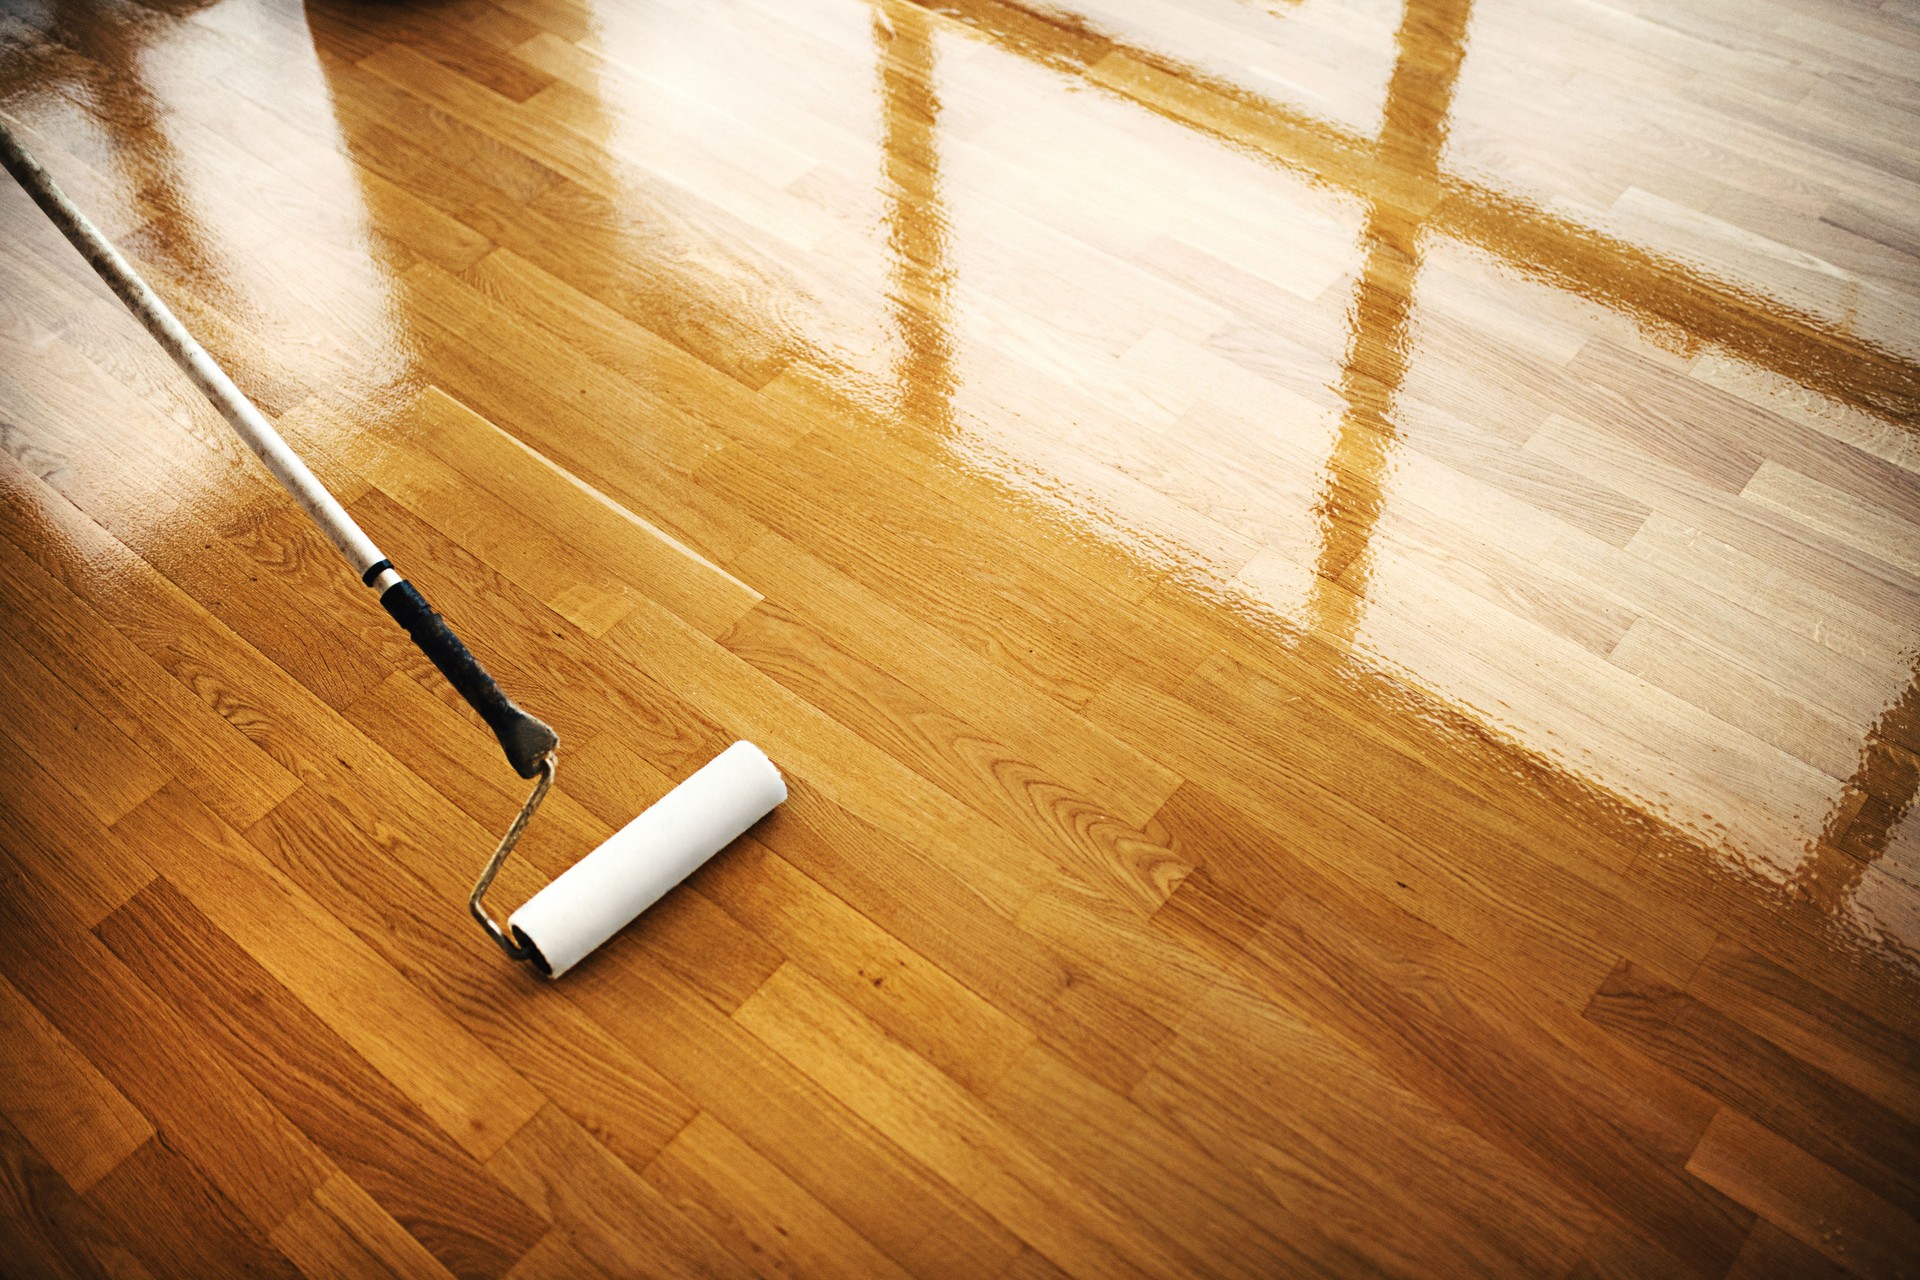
1, 0, 1917, 1275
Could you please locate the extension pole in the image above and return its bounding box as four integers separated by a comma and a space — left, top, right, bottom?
0, 125, 387, 579
1, 119, 558, 959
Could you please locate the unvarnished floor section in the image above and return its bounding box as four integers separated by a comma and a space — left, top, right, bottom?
1, 0, 1918, 1277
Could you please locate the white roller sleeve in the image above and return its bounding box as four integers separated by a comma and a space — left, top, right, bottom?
509, 742, 786, 977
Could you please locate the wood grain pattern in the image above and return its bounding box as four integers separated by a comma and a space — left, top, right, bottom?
83, 1135, 306, 1280
0, 975, 151, 1196
270, 1174, 462, 1280
97, 877, 547, 1280
1687, 1108, 1920, 1280
0, 1113, 155, 1280
2, 0, 1917, 1274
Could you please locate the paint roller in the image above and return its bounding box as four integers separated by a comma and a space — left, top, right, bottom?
2, 122, 784, 978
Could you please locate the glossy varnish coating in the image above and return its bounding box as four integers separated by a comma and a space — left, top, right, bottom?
1, 0, 1917, 1276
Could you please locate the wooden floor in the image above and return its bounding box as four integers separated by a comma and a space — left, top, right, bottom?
1, 0, 1917, 1275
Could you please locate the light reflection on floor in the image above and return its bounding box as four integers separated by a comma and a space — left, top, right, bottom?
836, 0, 1920, 954
1, 0, 1913, 966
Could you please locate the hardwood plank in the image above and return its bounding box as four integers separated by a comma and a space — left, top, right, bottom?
1625, 816, 1920, 1046
1608, 616, 1863, 779
1203, 900, 1746, 1275
0, 531, 300, 829
244, 784, 700, 1175
722, 600, 1189, 912
1743, 457, 1920, 576
0, 1113, 152, 1280
1563, 337, 1766, 493
562, 931, 1027, 1278
694, 837, 1036, 1097
1585, 960, 1920, 1218
111, 783, 545, 1165
0, 728, 155, 929
0, 973, 151, 1194
0, 314, 393, 715
458, 247, 809, 451
1573, 340, 1920, 525
1329, 539, 1842, 866
1687, 1106, 1920, 1280
97, 876, 546, 1280
1017, 866, 1224, 1031
1131, 976, 1595, 1277
1606, 511, 1910, 683
352, 41, 807, 389
983, 1040, 1359, 1280
1349, 471, 1643, 658
734, 960, 1211, 1279
326, 4, 554, 103
270, 1174, 459, 1280
319, 51, 561, 213
600, 591, 1053, 916
1687, 936, 1920, 1124
695, 768, 1174, 1106
0, 640, 169, 827
82, 1136, 302, 1280
500, 1230, 608, 1280
1399, 399, 1654, 548
1721, 1220, 1853, 1280
353, 384, 760, 639
641, 1112, 914, 1280
398, 250, 731, 481
0, 844, 329, 1234
697, 408, 1172, 710
484, 1106, 748, 1280
0, 454, 351, 796
1095, 675, 1714, 1010
1529, 413, 1920, 628
728, 528, 1181, 824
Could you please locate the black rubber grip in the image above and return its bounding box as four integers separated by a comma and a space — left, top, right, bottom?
379, 580, 558, 778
